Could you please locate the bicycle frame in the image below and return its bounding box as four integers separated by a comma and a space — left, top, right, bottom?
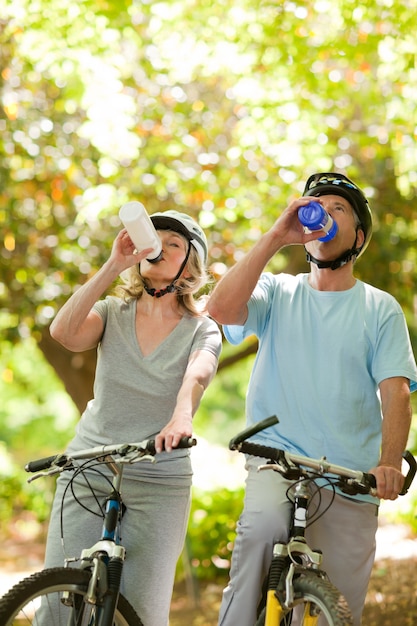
261, 471, 329, 625
13, 435, 197, 626
73, 456, 127, 620
230, 416, 417, 626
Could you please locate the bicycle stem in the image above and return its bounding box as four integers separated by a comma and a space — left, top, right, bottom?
291, 481, 309, 539
100, 456, 125, 542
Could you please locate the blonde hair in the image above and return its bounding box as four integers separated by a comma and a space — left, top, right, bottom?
114, 235, 211, 316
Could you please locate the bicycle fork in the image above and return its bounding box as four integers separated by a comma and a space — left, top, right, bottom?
264, 482, 322, 625
71, 460, 127, 624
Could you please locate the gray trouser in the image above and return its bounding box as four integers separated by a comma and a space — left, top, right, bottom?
43, 468, 191, 626
218, 457, 378, 626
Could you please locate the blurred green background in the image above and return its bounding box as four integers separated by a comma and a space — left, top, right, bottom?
1, 0, 417, 583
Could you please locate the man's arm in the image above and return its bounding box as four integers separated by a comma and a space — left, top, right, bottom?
208, 197, 321, 326
370, 376, 412, 500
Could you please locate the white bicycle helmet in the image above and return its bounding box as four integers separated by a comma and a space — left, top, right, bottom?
150, 210, 208, 265
141, 210, 208, 298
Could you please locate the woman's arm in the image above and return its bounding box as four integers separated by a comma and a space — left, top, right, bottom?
50, 229, 152, 352
155, 349, 219, 452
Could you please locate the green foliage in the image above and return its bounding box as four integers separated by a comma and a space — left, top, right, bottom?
0, 444, 54, 531
1, 0, 417, 347
1, 0, 417, 581
396, 495, 417, 535
193, 344, 256, 444
0, 325, 77, 534
177, 486, 244, 582
0, 318, 78, 464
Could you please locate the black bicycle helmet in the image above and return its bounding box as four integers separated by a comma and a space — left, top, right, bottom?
303, 172, 372, 258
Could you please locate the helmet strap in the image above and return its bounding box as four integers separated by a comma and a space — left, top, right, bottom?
142, 241, 191, 298
305, 229, 361, 271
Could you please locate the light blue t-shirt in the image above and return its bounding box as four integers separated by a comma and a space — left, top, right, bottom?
224, 273, 417, 482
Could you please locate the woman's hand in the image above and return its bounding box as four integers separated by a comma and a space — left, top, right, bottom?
155, 415, 193, 453
108, 229, 154, 274
154, 351, 218, 453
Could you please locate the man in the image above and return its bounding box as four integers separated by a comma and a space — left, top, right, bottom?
208, 172, 417, 625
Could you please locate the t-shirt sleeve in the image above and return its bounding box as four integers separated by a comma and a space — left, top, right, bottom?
223, 272, 277, 345
372, 302, 417, 392
92, 298, 109, 325
191, 317, 222, 360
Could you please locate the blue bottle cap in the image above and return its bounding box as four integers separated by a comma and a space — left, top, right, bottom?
298, 202, 338, 242
298, 202, 326, 230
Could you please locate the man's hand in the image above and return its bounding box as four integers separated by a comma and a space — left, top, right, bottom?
369, 465, 405, 500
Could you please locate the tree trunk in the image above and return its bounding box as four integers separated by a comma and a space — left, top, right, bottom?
39, 327, 97, 415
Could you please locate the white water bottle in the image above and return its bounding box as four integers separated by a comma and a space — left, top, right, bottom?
119, 201, 162, 262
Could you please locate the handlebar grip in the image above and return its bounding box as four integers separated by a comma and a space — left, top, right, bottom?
174, 436, 197, 449
25, 454, 68, 473
400, 450, 417, 496
229, 416, 279, 449
362, 450, 416, 497
146, 436, 197, 455
237, 441, 282, 462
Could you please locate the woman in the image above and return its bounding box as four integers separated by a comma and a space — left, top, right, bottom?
46, 209, 222, 625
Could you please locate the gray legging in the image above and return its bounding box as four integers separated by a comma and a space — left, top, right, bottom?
43, 468, 191, 626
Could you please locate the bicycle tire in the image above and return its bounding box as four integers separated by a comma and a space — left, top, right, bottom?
0, 566, 144, 626
255, 571, 353, 626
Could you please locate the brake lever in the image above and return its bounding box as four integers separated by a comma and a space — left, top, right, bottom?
27, 465, 66, 483
258, 457, 302, 481
123, 452, 156, 464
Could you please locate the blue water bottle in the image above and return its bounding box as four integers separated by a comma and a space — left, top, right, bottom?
298, 201, 338, 242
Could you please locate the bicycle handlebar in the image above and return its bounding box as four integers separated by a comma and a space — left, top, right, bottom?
25, 453, 69, 474
25, 436, 197, 474
398, 450, 417, 495
229, 415, 416, 497
229, 415, 279, 447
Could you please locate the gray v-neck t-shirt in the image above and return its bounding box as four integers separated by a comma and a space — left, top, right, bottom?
67, 296, 222, 483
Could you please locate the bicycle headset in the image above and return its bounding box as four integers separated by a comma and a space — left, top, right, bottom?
302, 172, 373, 270
142, 210, 208, 298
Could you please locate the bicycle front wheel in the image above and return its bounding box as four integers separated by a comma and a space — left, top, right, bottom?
0, 567, 144, 626
256, 572, 353, 626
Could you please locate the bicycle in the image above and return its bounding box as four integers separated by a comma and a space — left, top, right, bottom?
228, 415, 416, 626
0, 435, 196, 626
